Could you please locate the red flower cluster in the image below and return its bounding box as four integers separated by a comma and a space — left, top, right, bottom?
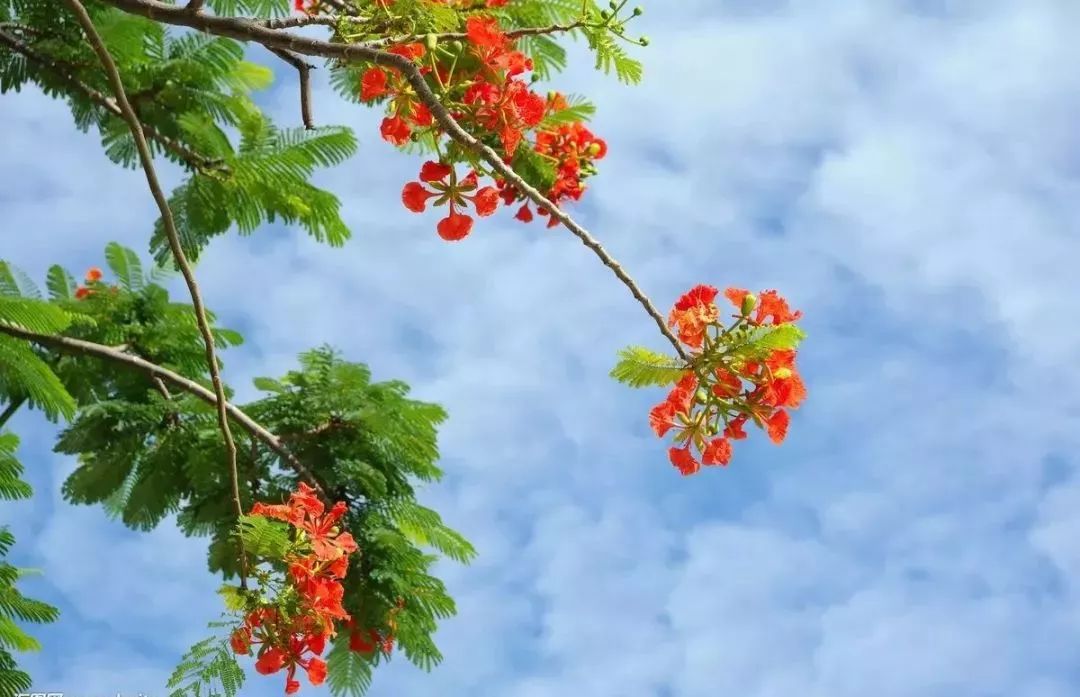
348, 6, 610, 239
74, 266, 114, 299
504, 108, 608, 227
650, 285, 806, 475
231, 484, 359, 695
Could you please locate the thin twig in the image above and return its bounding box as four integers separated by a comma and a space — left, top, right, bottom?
269, 47, 315, 129
62, 0, 249, 586
0, 398, 26, 430
0, 29, 222, 173
99, 0, 688, 360
0, 323, 330, 501
363, 20, 589, 48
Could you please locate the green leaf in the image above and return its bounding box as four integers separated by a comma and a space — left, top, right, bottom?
105, 242, 145, 291
252, 377, 286, 393
0, 262, 40, 299
327, 634, 374, 697
216, 584, 247, 612
609, 346, 688, 388
0, 337, 76, 421
236, 515, 291, 560
752, 324, 806, 351
45, 266, 76, 300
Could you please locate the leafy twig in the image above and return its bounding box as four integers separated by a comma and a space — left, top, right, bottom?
62, 0, 248, 585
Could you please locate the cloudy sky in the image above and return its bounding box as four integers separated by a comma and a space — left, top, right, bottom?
5, 0, 1080, 695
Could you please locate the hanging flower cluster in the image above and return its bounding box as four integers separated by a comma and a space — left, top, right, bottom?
229, 483, 361, 695
613, 285, 807, 476
344, 4, 624, 240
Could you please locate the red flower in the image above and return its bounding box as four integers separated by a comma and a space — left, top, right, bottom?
230, 627, 251, 655
285, 677, 301, 695
754, 290, 802, 325
669, 447, 700, 476
74, 286, 91, 300
411, 102, 433, 127
85, 267, 102, 282
701, 438, 733, 466
348, 625, 378, 654
765, 409, 790, 444
724, 287, 750, 309
465, 16, 507, 49
437, 211, 473, 241
473, 187, 500, 217
402, 182, 436, 212
420, 160, 453, 183
668, 284, 720, 349
387, 42, 425, 62
256, 646, 286, 675
515, 204, 533, 222
360, 68, 389, 101
380, 115, 411, 146
306, 657, 328, 685
723, 415, 748, 440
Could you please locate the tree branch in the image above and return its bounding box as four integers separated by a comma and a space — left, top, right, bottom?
0, 322, 330, 501
0, 397, 26, 430
268, 47, 315, 129
0, 29, 223, 174
98, 0, 689, 361
62, 0, 249, 584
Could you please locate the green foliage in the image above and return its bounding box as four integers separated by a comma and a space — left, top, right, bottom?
610, 346, 689, 388
327, 634, 374, 697
540, 93, 597, 128
167, 633, 245, 697
729, 324, 808, 360
237, 514, 291, 560
45, 265, 76, 301
0, 432, 59, 692
152, 116, 357, 266
582, 26, 645, 84
0, 246, 472, 692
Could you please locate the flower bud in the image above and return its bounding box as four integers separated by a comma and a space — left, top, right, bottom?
600, 9, 611, 18
694, 388, 709, 404
741, 292, 757, 316
609, 0, 619, 8
639, 36, 650, 46
586, 142, 603, 157
425, 33, 438, 52
632, 6, 643, 16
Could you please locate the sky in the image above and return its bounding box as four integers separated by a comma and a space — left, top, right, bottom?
4, 0, 1080, 695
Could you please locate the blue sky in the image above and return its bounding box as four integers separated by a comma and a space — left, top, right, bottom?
4, 0, 1080, 695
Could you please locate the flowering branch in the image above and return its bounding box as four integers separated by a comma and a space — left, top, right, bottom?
97, 0, 689, 361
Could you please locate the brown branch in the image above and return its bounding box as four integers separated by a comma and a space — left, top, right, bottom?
0, 29, 222, 173
268, 47, 316, 129
99, 0, 688, 360
364, 20, 589, 48
262, 14, 340, 30
62, 0, 249, 585
0, 322, 330, 501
